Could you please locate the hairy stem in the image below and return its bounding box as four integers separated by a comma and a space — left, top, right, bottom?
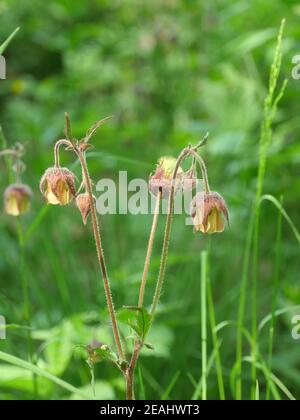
126, 142, 205, 398
54, 139, 70, 167
150, 148, 189, 317
138, 190, 162, 308
126, 342, 141, 400
77, 149, 125, 362
125, 192, 162, 400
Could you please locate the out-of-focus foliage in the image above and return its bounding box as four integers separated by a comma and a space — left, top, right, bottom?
0, 0, 299, 399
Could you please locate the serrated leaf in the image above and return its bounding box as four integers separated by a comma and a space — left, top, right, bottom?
117, 306, 152, 340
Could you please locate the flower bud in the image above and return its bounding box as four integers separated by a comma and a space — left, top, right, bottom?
4, 184, 32, 216
40, 167, 76, 205
76, 193, 94, 225
149, 156, 183, 198
190, 191, 229, 234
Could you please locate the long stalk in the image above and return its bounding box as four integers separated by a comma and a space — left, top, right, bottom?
206, 251, 225, 400
201, 250, 208, 400
126, 137, 209, 399
58, 114, 125, 363
77, 149, 125, 362
138, 190, 161, 308
266, 196, 282, 399
235, 209, 255, 400
250, 19, 286, 399
150, 148, 190, 317
235, 20, 286, 400
17, 217, 38, 397
125, 192, 161, 399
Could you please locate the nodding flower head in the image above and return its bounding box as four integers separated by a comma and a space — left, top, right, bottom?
190, 191, 229, 234
76, 193, 94, 225
4, 184, 32, 216
149, 156, 184, 198
40, 167, 76, 205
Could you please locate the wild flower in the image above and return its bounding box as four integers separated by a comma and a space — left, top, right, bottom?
40, 167, 76, 205
4, 183, 32, 216
0, 142, 32, 217
40, 115, 228, 400
190, 191, 229, 234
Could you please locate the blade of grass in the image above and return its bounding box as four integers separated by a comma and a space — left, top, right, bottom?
207, 251, 225, 400
24, 205, 49, 243
201, 250, 207, 400
162, 371, 180, 400
235, 206, 255, 399
259, 305, 300, 332
259, 195, 300, 244
255, 380, 260, 400
244, 356, 296, 401
266, 196, 283, 400
191, 342, 222, 400
0, 351, 91, 399
0, 27, 20, 54
17, 217, 38, 398
251, 18, 287, 399
138, 364, 146, 400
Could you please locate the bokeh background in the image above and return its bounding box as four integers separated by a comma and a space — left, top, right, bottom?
0, 0, 300, 400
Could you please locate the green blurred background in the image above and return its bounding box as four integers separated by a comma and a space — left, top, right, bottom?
0, 0, 300, 400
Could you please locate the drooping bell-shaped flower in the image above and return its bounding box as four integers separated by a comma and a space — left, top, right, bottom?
190, 191, 229, 234
40, 167, 76, 205
4, 184, 32, 216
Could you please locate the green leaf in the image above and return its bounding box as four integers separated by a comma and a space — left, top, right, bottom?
43, 320, 74, 376
117, 306, 152, 340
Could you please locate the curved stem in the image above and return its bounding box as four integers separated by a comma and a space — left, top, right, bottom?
189, 149, 210, 194
150, 148, 189, 317
138, 190, 162, 308
54, 139, 70, 167
76, 149, 125, 362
